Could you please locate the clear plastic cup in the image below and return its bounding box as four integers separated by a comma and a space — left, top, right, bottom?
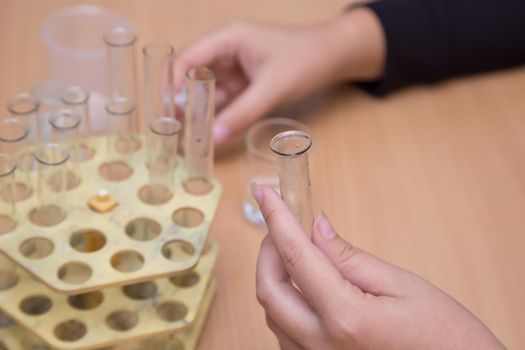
41, 5, 134, 132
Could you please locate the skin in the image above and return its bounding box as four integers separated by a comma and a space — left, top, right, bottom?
252, 184, 506, 350
175, 7, 505, 349
174, 8, 385, 143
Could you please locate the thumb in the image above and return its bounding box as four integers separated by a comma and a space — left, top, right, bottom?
312, 212, 418, 297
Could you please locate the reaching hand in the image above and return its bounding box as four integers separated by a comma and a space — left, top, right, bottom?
252, 184, 505, 350
174, 8, 385, 144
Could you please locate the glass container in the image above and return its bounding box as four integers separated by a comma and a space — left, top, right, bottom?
143, 43, 175, 121
100, 98, 138, 182
5, 92, 40, 144
270, 131, 314, 237
49, 109, 82, 190
0, 118, 34, 201
140, 117, 181, 205
183, 67, 215, 195
30, 144, 69, 227
0, 154, 17, 235
243, 118, 311, 226
31, 79, 68, 145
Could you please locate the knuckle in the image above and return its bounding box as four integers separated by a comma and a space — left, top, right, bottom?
256, 284, 272, 309
336, 244, 362, 271
281, 242, 306, 269
323, 295, 371, 343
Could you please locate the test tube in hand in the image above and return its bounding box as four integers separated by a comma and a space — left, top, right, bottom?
270, 131, 314, 237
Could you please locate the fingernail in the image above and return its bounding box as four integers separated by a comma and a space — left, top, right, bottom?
213, 124, 231, 144
315, 212, 337, 240
251, 183, 264, 205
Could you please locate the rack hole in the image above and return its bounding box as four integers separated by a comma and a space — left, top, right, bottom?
20, 335, 51, 350
156, 301, 188, 322
122, 281, 158, 300
0, 182, 32, 202
183, 177, 212, 196
172, 207, 204, 228
161, 240, 195, 262
125, 218, 161, 241
68, 291, 104, 310
111, 251, 144, 273
0, 310, 14, 328
106, 310, 139, 331
74, 143, 96, 162
0, 214, 15, 235
169, 272, 200, 288
29, 205, 66, 227
138, 184, 173, 205
70, 229, 107, 253
0, 270, 18, 290
20, 295, 53, 316
19, 237, 54, 259
98, 161, 133, 182
54, 319, 87, 342
57, 262, 92, 284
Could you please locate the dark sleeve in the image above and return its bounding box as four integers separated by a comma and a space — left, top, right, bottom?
358, 0, 525, 95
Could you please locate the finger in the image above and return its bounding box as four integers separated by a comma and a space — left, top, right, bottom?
266, 314, 304, 350
312, 212, 419, 297
214, 78, 278, 144
173, 26, 240, 93
252, 184, 365, 318
256, 236, 320, 342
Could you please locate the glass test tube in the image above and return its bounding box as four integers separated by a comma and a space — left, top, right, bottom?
184, 67, 216, 195
0, 118, 33, 201
60, 86, 95, 161
6, 92, 40, 144
100, 98, 138, 182
0, 154, 16, 235
270, 131, 314, 237
30, 144, 69, 227
104, 27, 138, 110
140, 117, 181, 205
143, 43, 175, 121
49, 109, 82, 190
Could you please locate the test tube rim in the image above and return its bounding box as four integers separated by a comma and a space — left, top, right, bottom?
185, 66, 216, 82
105, 99, 135, 116
142, 43, 175, 58
0, 118, 30, 143
270, 130, 313, 158
0, 154, 16, 177
103, 26, 137, 48
245, 118, 313, 163
148, 117, 182, 137
49, 109, 82, 131
5, 93, 40, 115
60, 86, 90, 105
34, 144, 69, 167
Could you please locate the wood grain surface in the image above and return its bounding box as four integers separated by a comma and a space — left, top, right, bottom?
1, 1, 524, 349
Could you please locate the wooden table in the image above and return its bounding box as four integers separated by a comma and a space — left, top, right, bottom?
1, 0, 524, 349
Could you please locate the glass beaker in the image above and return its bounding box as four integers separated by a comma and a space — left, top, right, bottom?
183, 67, 215, 195
139, 117, 181, 205
143, 43, 175, 121
49, 109, 82, 190
5, 92, 40, 144
0, 154, 17, 235
0, 118, 34, 201
243, 118, 311, 226
270, 130, 314, 237
61, 86, 95, 161
30, 144, 69, 227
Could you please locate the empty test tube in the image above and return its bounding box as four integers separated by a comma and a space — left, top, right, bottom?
30, 144, 69, 227
60, 86, 94, 161
0, 118, 33, 201
140, 117, 181, 205
5, 92, 40, 144
49, 109, 82, 190
270, 130, 314, 237
143, 43, 175, 121
184, 67, 216, 195
0, 154, 17, 234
